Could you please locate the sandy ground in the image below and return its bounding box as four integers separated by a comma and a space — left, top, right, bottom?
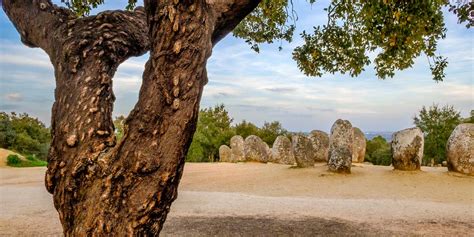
0, 163, 473, 236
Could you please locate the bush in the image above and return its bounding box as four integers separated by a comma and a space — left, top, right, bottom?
365, 136, 392, 166
7, 154, 21, 166
372, 147, 392, 166
6, 153, 47, 167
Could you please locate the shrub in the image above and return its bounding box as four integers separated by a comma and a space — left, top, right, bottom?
7, 154, 21, 166
365, 136, 392, 166
6, 153, 47, 167
26, 154, 36, 161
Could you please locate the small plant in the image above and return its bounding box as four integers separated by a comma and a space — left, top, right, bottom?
6, 153, 47, 167
7, 154, 21, 166
26, 155, 36, 161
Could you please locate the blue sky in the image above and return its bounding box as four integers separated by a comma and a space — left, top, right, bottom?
0, 0, 472, 133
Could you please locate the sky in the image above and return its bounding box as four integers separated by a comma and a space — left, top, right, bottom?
0, 0, 472, 133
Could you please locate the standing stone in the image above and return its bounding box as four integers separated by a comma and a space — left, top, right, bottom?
309, 130, 329, 162
244, 135, 270, 163
230, 135, 245, 162
328, 119, 353, 173
391, 127, 424, 171
219, 145, 232, 162
352, 127, 366, 163
292, 135, 316, 167
271, 135, 295, 165
446, 124, 473, 175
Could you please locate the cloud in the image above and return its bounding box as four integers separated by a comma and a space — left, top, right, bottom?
265, 87, 297, 93
4, 93, 22, 101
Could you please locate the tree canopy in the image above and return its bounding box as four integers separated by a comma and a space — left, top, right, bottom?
414, 104, 461, 165
60, 0, 472, 82
0, 112, 50, 160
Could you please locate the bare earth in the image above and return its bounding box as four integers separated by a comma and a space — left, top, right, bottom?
0, 163, 473, 236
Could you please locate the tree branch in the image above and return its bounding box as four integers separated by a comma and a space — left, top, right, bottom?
2, 0, 73, 54
208, 0, 262, 45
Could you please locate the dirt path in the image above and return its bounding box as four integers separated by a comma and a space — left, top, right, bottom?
1, 163, 473, 236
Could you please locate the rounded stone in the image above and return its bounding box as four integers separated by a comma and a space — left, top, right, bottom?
244, 135, 270, 163
446, 124, 473, 175
352, 127, 366, 163
309, 130, 329, 162
391, 127, 424, 171
230, 135, 245, 162
292, 135, 315, 168
219, 145, 232, 162
328, 119, 353, 173
271, 135, 295, 165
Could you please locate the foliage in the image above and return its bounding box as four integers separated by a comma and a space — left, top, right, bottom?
186, 104, 235, 162
60, 0, 137, 16
6, 154, 47, 167
0, 112, 50, 160
58, 0, 472, 82
6, 154, 21, 166
462, 110, 474, 123
371, 147, 392, 166
447, 0, 474, 28
294, 0, 449, 81
365, 135, 392, 166
233, 120, 260, 140
257, 121, 288, 145
233, 0, 296, 52
113, 115, 126, 142
414, 104, 461, 165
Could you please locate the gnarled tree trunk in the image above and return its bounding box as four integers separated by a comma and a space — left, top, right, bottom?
3, 0, 260, 235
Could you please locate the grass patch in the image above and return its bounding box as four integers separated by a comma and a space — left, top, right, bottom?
7, 154, 47, 167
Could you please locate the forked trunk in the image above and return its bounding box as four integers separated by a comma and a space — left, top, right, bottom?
3, 0, 260, 235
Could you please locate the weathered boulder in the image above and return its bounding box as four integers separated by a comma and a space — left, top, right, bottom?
391, 127, 424, 171
309, 130, 329, 162
328, 119, 353, 173
271, 135, 295, 165
244, 135, 270, 163
292, 135, 315, 167
352, 127, 366, 163
446, 124, 473, 175
230, 135, 245, 162
219, 145, 232, 162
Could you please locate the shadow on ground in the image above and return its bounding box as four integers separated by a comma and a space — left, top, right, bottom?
162, 216, 396, 237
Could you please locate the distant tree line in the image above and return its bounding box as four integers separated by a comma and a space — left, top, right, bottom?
0, 112, 50, 160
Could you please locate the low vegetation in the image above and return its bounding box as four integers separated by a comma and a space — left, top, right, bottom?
6, 154, 47, 167
365, 136, 392, 166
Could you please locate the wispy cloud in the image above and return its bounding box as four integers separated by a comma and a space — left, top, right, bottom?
4, 92, 22, 101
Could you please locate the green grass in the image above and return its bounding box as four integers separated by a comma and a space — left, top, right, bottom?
7, 154, 47, 167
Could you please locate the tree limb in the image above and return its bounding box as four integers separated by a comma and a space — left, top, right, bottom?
208, 0, 262, 45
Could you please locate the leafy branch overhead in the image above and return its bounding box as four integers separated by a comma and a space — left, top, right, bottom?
60, 0, 473, 82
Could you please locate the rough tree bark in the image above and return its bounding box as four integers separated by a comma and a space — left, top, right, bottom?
3, 0, 260, 235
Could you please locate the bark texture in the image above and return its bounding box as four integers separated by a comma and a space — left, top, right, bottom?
3, 0, 260, 235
